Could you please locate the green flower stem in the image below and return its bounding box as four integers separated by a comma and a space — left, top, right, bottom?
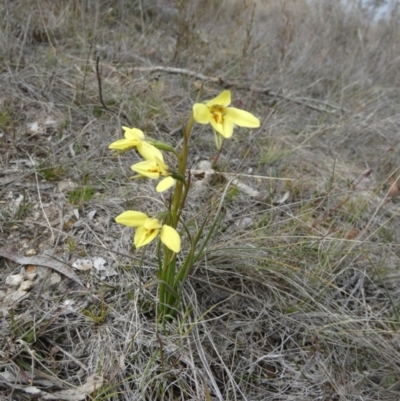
158, 115, 193, 320
171, 88, 202, 227
170, 112, 194, 227
174, 220, 195, 295
159, 89, 202, 321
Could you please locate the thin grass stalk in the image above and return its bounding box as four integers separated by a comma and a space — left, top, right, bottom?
192, 176, 236, 265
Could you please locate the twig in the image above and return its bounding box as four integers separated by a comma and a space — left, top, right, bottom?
96, 55, 110, 112
129, 65, 346, 114
96, 56, 133, 125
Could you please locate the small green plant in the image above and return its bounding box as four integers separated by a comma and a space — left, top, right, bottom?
258, 141, 285, 165
57, 119, 70, 139
66, 236, 76, 251
68, 186, 95, 205
0, 109, 11, 128
226, 186, 239, 203
38, 162, 67, 181
10, 311, 36, 343
0, 99, 15, 130
110, 89, 260, 323
16, 190, 32, 220
82, 299, 108, 324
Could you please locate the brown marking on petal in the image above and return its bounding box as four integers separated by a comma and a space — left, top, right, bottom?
144, 229, 156, 239
209, 105, 226, 124
147, 166, 163, 177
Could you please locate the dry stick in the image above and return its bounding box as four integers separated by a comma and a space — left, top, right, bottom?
96, 56, 132, 125
130, 66, 346, 114
96, 55, 110, 112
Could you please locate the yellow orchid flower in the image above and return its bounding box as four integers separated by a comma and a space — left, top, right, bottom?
131, 156, 176, 192
115, 211, 181, 252
192, 90, 260, 142
109, 126, 163, 160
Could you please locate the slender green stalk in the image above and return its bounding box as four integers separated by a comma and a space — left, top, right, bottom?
171, 112, 194, 227
158, 114, 192, 320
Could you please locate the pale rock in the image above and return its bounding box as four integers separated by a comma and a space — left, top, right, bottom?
5, 274, 24, 287
19, 280, 34, 291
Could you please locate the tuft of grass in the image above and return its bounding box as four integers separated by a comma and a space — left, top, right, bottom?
38, 162, 67, 181
16, 190, 32, 220
68, 186, 95, 205
82, 300, 108, 325
0, 109, 11, 128
66, 236, 76, 251
0, 100, 15, 132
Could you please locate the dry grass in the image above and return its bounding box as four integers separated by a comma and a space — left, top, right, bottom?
1, 0, 400, 399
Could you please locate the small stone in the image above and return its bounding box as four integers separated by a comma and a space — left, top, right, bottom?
26, 249, 37, 256
49, 273, 61, 286
19, 280, 34, 291
72, 258, 93, 271
235, 217, 253, 228
197, 159, 212, 170
5, 274, 24, 287
57, 179, 78, 193
25, 265, 37, 281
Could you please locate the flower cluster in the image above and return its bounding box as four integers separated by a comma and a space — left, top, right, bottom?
110, 90, 260, 257
109, 128, 180, 253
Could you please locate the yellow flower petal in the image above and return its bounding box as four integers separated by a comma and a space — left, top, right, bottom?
137, 142, 164, 161
209, 117, 234, 139
156, 176, 176, 192
131, 157, 168, 179
208, 118, 223, 136
143, 218, 162, 230
109, 127, 144, 150
122, 127, 145, 140
131, 160, 159, 178
207, 90, 231, 107
109, 138, 139, 150
115, 211, 148, 227
134, 226, 159, 248
222, 118, 235, 138
160, 224, 181, 253
225, 108, 260, 128
193, 103, 212, 124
